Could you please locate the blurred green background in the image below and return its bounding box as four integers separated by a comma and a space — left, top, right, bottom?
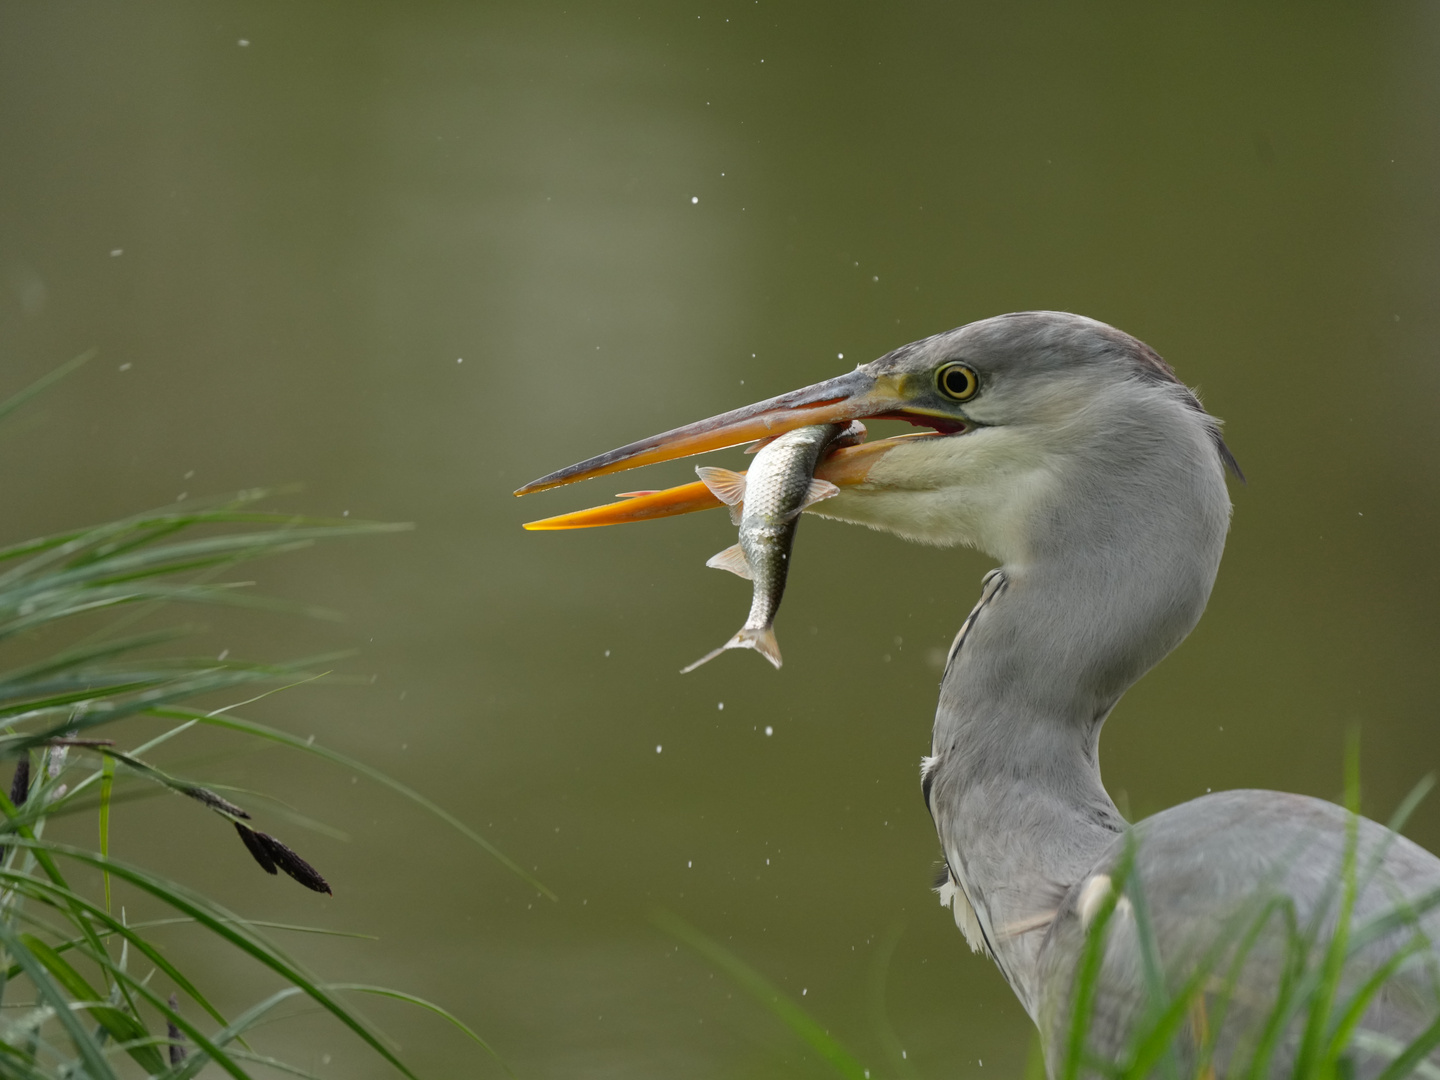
2, 3, 1438, 1077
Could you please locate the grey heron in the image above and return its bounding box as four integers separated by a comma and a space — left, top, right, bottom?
517, 311, 1440, 1077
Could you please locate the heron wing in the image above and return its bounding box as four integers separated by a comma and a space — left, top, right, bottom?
1036, 790, 1440, 1079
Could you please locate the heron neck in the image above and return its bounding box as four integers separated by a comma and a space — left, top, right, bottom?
928, 451, 1230, 1015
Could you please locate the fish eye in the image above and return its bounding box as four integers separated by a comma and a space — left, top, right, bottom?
936, 363, 979, 402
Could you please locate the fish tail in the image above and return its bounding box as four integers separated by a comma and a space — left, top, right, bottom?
679, 644, 729, 674
736, 626, 782, 669
680, 625, 783, 673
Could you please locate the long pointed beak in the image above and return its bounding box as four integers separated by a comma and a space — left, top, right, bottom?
515, 368, 894, 496
522, 434, 935, 530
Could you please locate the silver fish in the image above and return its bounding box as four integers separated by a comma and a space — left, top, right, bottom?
680, 421, 864, 672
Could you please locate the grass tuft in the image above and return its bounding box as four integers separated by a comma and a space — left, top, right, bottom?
0, 355, 518, 1077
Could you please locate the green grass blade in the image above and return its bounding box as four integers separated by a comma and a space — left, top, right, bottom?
335, 984, 513, 1075
7, 523, 408, 597
1387, 776, 1436, 838
98, 961, 255, 1080
867, 921, 920, 1080
18, 932, 167, 1074
1190, 894, 1290, 1080
652, 907, 872, 1080
0, 1038, 45, 1080
1373, 1014, 1440, 1080
1351, 887, 1440, 955
0, 350, 94, 424
1, 918, 377, 983
1061, 842, 1135, 1080
1116, 862, 1181, 1080
10, 840, 423, 1080
0, 918, 120, 1080
1295, 734, 1364, 1077
0, 786, 118, 983
1323, 938, 1424, 1071
1116, 970, 1208, 1080
0, 628, 186, 689
0, 867, 231, 1031
160, 986, 308, 1079
11, 661, 331, 748
98, 754, 114, 912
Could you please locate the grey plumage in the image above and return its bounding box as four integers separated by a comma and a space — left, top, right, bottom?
1037, 791, 1440, 1075
883, 314, 1438, 1076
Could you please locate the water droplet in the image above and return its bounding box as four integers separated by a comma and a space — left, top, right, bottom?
765, 726, 773, 736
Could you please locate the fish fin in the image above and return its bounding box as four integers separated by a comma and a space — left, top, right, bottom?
738, 626, 783, 669
694, 467, 747, 506
705, 543, 752, 580
778, 478, 842, 522
800, 478, 840, 510
680, 625, 783, 673
743, 436, 777, 455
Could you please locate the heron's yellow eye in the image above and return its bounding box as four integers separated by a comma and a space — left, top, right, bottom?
936, 363, 979, 401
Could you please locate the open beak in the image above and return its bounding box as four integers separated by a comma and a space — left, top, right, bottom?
521, 435, 936, 529
514, 364, 949, 529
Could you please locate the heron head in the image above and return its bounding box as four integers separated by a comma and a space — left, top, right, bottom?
517, 312, 1237, 558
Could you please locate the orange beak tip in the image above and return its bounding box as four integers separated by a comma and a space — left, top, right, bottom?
518, 480, 726, 531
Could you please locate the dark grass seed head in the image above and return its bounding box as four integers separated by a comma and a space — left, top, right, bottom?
233, 821, 332, 894
0, 757, 28, 862
258, 831, 332, 895
235, 822, 278, 875
167, 993, 186, 1067
9, 757, 29, 807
